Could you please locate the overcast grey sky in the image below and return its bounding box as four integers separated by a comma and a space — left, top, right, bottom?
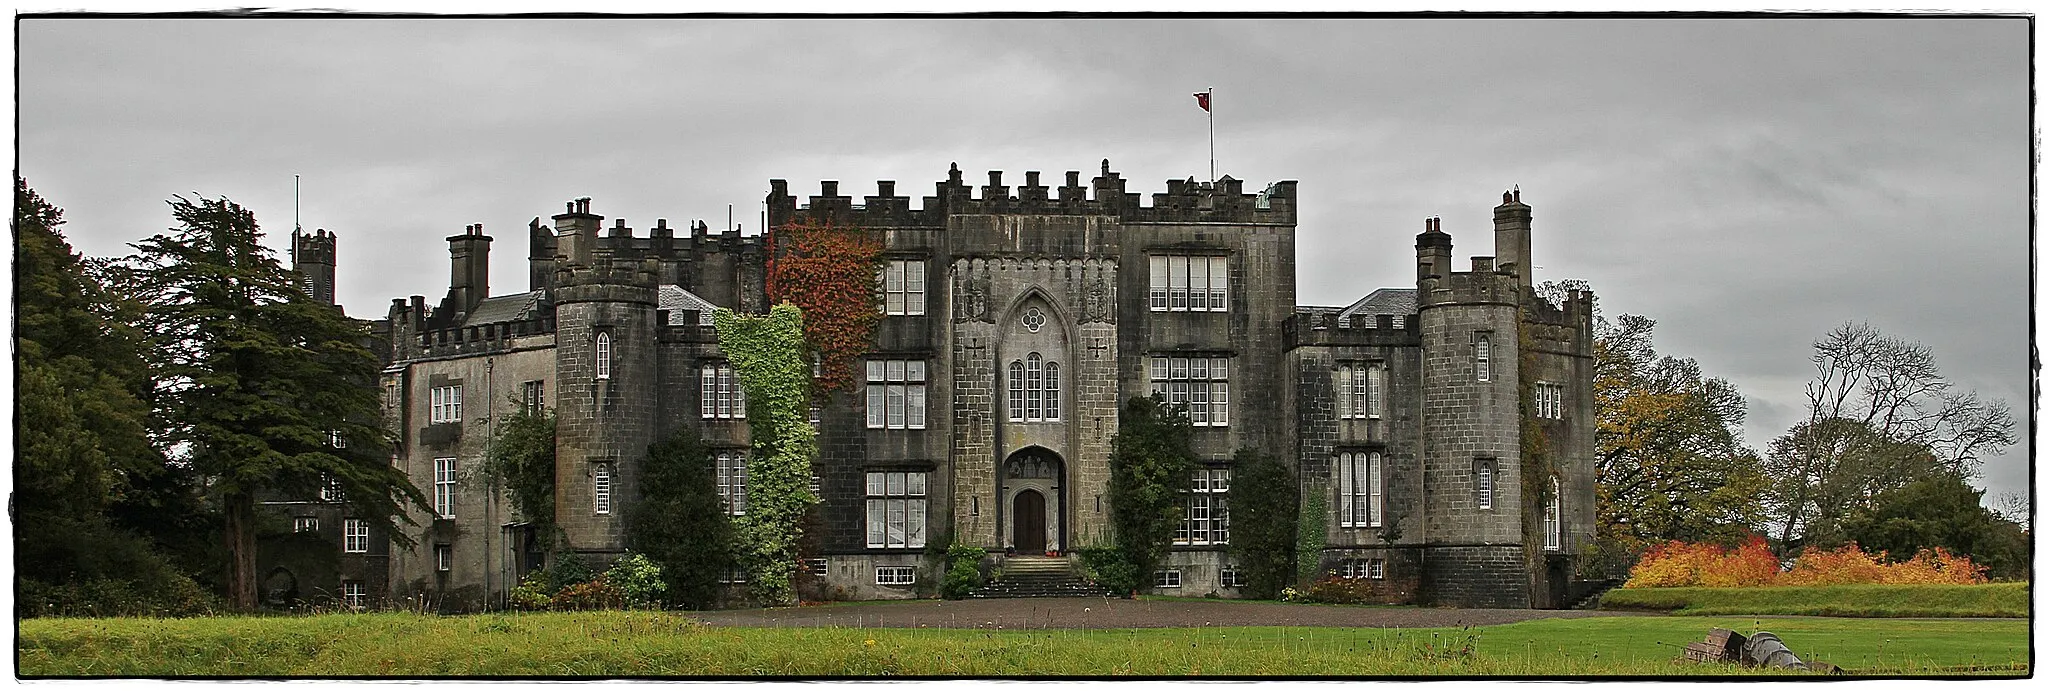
16, 16, 2032, 506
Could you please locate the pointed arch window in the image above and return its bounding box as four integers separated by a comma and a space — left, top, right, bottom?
1008, 353, 1060, 422
595, 331, 613, 380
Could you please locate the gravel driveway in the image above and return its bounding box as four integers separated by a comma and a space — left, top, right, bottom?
689, 597, 1650, 630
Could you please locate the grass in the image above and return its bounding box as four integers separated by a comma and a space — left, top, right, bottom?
16, 610, 2029, 677
1599, 582, 2031, 618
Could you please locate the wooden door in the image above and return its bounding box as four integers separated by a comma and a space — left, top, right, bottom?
1013, 490, 1046, 553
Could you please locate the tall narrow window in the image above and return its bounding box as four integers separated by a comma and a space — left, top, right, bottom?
1476, 460, 1495, 510
1149, 356, 1229, 426
865, 471, 928, 549
1175, 468, 1231, 545
430, 385, 463, 424
715, 451, 748, 516
1544, 476, 1562, 551
701, 363, 746, 419
1026, 353, 1043, 420
1207, 256, 1228, 309
522, 380, 547, 415
1369, 365, 1385, 418
1008, 361, 1026, 422
1149, 256, 1169, 311
1337, 451, 1383, 528
595, 331, 613, 380
1044, 362, 1061, 421
343, 518, 368, 553
594, 463, 613, 515
1474, 335, 1491, 382
865, 360, 926, 430
433, 457, 457, 519
882, 260, 926, 316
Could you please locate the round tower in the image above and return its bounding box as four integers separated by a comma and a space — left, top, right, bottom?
1414, 209, 1528, 608
549, 198, 661, 562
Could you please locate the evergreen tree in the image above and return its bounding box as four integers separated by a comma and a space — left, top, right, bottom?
13, 178, 157, 529
1106, 395, 1197, 594
13, 179, 217, 615
124, 195, 429, 611
626, 426, 733, 609
1223, 446, 1296, 599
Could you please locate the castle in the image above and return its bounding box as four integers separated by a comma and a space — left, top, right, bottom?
266, 160, 1597, 610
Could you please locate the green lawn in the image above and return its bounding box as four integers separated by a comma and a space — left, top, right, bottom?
16, 610, 2028, 677
1600, 582, 2030, 618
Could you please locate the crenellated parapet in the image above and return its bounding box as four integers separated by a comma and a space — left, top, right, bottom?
1283, 309, 1421, 349
527, 198, 768, 294
767, 160, 1298, 231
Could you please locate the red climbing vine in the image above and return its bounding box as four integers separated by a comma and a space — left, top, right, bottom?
766, 217, 884, 397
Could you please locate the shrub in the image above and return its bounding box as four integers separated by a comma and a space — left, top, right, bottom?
550, 576, 625, 611
605, 553, 668, 608
17, 572, 220, 619
1078, 546, 1140, 597
507, 573, 551, 611
546, 555, 597, 593
1625, 537, 1989, 588
940, 542, 985, 600
1290, 575, 1411, 605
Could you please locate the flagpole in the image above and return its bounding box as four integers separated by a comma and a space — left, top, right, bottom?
1207, 87, 1215, 185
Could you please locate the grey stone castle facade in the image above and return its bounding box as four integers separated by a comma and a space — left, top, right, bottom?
277, 161, 1596, 611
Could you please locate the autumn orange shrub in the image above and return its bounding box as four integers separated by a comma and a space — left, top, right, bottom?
1624, 536, 1777, 588
1624, 537, 1989, 588
1780, 544, 1986, 586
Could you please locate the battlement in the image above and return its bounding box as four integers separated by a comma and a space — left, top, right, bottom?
413, 315, 557, 359
1523, 287, 1596, 328
768, 160, 1298, 230
292, 227, 337, 263
1284, 310, 1422, 349
1418, 264, 1522, 309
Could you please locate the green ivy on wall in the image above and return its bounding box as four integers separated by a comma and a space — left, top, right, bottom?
713, 304, 820, 607
1295, 477, 1330, 586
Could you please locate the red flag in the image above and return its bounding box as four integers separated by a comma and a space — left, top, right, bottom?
1193, 91, 1210, 112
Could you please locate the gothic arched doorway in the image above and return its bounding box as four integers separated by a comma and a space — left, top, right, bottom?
1001, 447, 1065, 554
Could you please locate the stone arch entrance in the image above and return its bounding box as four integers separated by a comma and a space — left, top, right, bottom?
1001, 447, 1065, 554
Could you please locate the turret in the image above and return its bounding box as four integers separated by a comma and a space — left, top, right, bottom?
1414, 195, 1528, 608
291, 227, 338, 305
1493, 188, 1532, 289
445, 224, 492, 317
548, 197, 659, 561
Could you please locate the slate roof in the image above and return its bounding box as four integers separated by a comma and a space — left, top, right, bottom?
462, 291, 545, 327
1334, 288, 1417, 328
658, 285, 721, 326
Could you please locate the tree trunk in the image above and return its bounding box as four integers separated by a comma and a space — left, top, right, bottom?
224, 492, 258, 612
